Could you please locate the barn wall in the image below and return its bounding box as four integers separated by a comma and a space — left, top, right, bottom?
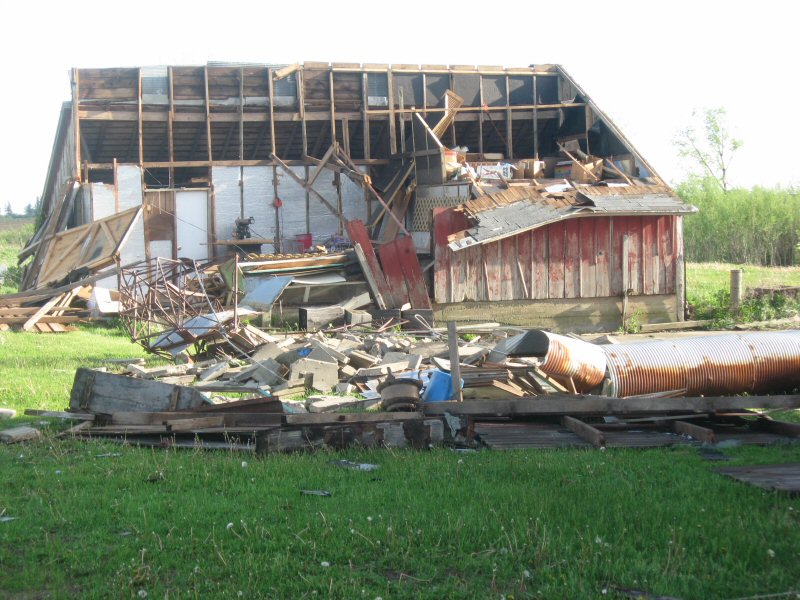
435, 294, 678, 334
433, 209, 679, 304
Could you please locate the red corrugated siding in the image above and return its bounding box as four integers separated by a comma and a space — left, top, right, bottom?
433, 214, 680, 303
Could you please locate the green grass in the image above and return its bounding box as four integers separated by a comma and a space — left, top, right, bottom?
0, 324, 148, 414
1, 328, 800, 598
0, 216, 35, 294
687, 262, 800, 325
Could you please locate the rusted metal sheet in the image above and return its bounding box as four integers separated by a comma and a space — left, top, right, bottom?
495, 330, 607, 392
604, 331, 800, 398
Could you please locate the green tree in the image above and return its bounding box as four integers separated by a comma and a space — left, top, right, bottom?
674, 107, 742, 193
24, 203, 35, 216
3, 201, 12, 216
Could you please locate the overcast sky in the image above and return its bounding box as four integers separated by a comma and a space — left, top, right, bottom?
1, 0, 797, 212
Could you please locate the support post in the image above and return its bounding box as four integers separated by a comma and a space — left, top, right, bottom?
730, 269, 743, 314
447, 321, 463, 402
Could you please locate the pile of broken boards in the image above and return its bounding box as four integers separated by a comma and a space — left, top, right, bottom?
0, 283, 116, 332
25, 327, 800, 453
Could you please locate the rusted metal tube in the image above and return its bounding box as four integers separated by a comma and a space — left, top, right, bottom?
506, 330, 607, 392
603, 330, 800, 398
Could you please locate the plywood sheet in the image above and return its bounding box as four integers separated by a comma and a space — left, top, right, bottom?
36, 206, 142, 288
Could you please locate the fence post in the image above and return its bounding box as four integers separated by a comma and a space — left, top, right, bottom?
730, 269, 743, 313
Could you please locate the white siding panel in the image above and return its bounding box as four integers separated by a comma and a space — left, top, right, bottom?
242, 166, 275, 254
308, 170, 341, 244
276, 167, 308, 250
175, 190, 210, 261
212, 166, 241, 247
91, 184, 115, 220
117, 165, 143, 210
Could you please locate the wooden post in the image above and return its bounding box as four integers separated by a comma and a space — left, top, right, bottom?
478, 75, 484, 158
72, 69, 81, 181
297, 68, 307, 158
532, 74, 539, 159
113, 158, 119, 214
267, 67, 278, 158
168, 66, 175, 188
387, 69, 397, 155
361, 72, 370, 160
204, 66, 212, 162
622, 234, 629, 329
675, 217, 685, 321
329, 69, 337, 152
505, 74, 513, 159
137, 67, 143, 166
239, 68, 245, 161
730, 269, 743, 314
447, 321, 463, 402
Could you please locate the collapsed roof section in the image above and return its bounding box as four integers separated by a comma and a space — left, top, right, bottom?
448, 185, 697, 250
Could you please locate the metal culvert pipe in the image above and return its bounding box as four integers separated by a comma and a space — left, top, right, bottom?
497, 330, 607, 392
602, 330, 800, 398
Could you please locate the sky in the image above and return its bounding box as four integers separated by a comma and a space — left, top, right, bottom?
1, 0, 798, 213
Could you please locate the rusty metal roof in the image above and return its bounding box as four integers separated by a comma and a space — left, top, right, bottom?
448, 184, 696, 251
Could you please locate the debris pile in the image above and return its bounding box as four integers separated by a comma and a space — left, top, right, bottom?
15, 327, 800, 452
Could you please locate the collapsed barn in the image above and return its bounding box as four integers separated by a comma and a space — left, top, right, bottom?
13, 62, 696, 332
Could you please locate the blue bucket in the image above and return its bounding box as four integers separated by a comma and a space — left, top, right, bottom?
420, 369, 462, 402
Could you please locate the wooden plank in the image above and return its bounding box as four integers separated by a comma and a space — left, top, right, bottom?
642, 216, 657, 295
548, 221, 565, 299
21, 293, 67, 331
447, 321, 463, 402
1, 426, 41, 443
515, 233, 531, 299
284, 411, 422, 426
499, 236, 516, 301
353, 243, 387, 310
378, 239, 410, 308
627, 216, 643, 295
564, 219, 580, 298
272, 154, 344, 224
483, 240, 501, 301
346, 220, 393, 307
423, 395, 800, 417
673, 420, 716, 444
69, 368, 208, 413
531, 228, 548, 299
579, 219, 596, 298
610, 217, 625, 296
660, 215, 675, 294
562, 416, 605, 447
638, 320, 712, 333
392, 236, 432, 309
24, 410, 95, 421
595, 217, 611, 297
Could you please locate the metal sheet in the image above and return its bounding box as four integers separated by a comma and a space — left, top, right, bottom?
175, 190, 209, 261
241, 276, 293, 310
117, 165, 143, 210
276, 167, 308, 245
604, 331, 800, 398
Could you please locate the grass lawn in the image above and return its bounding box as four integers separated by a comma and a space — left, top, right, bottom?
1, 327, 800, 598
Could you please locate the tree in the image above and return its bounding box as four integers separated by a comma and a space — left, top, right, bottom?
674, 107, 742, 193
24, 203, 35, 216
3, 201, 12, 217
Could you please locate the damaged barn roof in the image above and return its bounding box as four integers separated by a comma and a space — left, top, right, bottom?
448, 185, 697, 250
